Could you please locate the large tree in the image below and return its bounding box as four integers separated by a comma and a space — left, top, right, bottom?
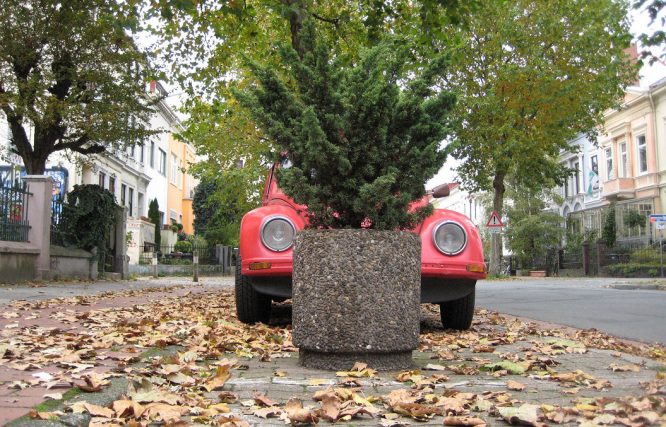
151, 0, 473, 203
0, 0, 157, 174
445, 0, 638, 274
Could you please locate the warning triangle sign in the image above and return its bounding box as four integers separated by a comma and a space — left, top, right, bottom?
486, 210, 504, 227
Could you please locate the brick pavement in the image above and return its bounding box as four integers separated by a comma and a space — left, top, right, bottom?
0, 277, 663, 426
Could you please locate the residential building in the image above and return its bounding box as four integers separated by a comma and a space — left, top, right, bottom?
0, 81, 198, 257
556, 78, 666, 244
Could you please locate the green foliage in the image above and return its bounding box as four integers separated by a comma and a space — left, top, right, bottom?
448, 0, 637, 196
174, 240, 192, 253
606, 263, 663, 278
151, 1, 472, 211
602, 205, 617, 248
148, 198, 161, 248
0, 0, 157, 174
236, 22, 454, 229
61, 185, 118, 254
505, 186, 563, 270
192, 173, 258, 247
633, 0, 666, 64
623, 210, 647, 229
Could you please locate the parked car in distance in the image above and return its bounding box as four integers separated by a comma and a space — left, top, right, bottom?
236, 161, 487, 330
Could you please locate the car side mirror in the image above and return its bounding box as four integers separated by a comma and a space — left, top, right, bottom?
432, 184, 450, 198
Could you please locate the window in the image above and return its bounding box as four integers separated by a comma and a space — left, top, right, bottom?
574, 161, 580, 194
619, 142, 628, 178
171, 153, 178, 184
150, 142, 155, 167
637, 135, 647, 174
121, 183, 126, 206
158, 149, 167, 175
139, 144, 144, 163
590, 155, 599, 191
591, 155, 598, 175
98, 172, 106, 189
605, 148, 613, 180
109, 176, 115, 196
128, 188, 134, 217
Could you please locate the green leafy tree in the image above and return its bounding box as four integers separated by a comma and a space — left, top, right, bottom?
0, 0, 157, 174
505, 186, 563, 272
633, 0, 666, 63
236, 22, 454, 229
192, 172, 260, 246
445, 0, 638, 274
148, 198, 161, 248
150, 0, 474, 201
602, 204, 617, 248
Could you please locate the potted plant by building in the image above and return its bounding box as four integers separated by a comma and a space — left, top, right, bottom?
236, 22, 459, 370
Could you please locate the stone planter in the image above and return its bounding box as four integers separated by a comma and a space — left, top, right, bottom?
292, 229, 420, 370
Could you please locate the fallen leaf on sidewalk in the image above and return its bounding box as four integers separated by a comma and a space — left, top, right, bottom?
507, 380, 526, 391
444, 415, 487, 426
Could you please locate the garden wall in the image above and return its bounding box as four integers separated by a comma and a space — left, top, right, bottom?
48, 245, 98, 280
0, 242, 39, 284
129, 264, 233, 277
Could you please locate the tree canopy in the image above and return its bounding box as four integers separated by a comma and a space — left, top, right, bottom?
443, 0, 637, 273
0, 0, 157, 174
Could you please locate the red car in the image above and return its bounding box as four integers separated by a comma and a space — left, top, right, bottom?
236, 162, 487, 330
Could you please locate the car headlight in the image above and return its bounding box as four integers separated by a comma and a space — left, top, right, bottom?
433, 221, 467, 255
260, 216, 296, 252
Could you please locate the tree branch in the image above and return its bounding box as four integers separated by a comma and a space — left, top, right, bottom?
311, 12, 340, 27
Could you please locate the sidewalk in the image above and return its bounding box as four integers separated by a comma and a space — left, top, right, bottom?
0, 278, 664, 426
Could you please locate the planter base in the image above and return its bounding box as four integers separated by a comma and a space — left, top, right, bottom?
299, 350, 414, 371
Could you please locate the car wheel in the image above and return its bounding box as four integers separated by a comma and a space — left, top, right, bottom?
235, 255, 271, 324
439, 288, 475, 330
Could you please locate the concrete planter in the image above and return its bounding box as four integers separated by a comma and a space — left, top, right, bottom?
528, 270, 547, 277
292, 229, 420, 370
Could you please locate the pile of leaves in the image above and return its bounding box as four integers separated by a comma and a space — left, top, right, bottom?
0, 286, 664, 426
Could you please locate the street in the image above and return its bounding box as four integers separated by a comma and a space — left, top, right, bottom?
477, 277, 666, 345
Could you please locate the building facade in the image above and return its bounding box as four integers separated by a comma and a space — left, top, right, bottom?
0, 81, 197, 253
556, 79, 666, 244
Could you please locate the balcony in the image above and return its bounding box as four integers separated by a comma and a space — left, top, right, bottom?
602, 178, 635, 200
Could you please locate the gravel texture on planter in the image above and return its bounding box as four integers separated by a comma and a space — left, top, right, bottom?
292, 229, 421, 371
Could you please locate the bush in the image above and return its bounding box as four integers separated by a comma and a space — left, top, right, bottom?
174, 240, 193, 253
61, 184, 118, 253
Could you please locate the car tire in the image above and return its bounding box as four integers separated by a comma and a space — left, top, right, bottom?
235, 255, 271, 324
439, 288, 475, 330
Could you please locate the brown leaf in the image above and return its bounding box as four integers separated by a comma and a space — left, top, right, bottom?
77, 373, 109, 392
254, 406, 282, 419
203, 365, 231, 392
81, 402, 115, 418
112, 399, 145, 418
444, 415, 487, 426
507, 380, 526, 391
142, 402, 188, 423
254, 392, 278, 407
317, 395, 341, 421
218, 391, 239, 403
284, 398, 319, 425
609, 363, 641, 372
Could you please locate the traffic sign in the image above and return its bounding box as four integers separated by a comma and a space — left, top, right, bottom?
486, 210, 504, 227
650, 214, 666, 223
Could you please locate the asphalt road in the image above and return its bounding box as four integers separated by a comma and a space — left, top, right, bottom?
476, 277, 666, 345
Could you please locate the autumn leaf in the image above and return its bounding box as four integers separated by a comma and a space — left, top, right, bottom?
254, 392, 278, 407
203, 364, 231, 392
29, 409, 64, 420
482, 361, 530, 375
283, 398, 319, 425
112, 399, 145, 418
498, 404, 541, 426
507, 380, 526, 391
608, 363, 640, 372
142, 402, 188, 423
444, 415, 487, 426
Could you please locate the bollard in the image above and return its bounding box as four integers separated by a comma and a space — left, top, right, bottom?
193, 250, 199, 283
152, 253, 158, 278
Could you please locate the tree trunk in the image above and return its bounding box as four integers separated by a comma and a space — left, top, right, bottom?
283, 0, 304, 58
489, 171, 506, 276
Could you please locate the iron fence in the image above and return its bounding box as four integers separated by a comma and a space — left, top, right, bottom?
139, 243, 218, 265
0, 181, 30, 242
559, 247, 583, 270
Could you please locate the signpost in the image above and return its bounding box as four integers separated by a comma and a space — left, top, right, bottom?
486, 211, 504, 234
649, 214, 666, 278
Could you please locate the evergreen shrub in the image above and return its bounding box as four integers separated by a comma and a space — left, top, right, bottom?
236, 22, 454, 230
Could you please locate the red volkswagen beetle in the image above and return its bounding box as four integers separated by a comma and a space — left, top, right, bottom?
236, 161, 487, 330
